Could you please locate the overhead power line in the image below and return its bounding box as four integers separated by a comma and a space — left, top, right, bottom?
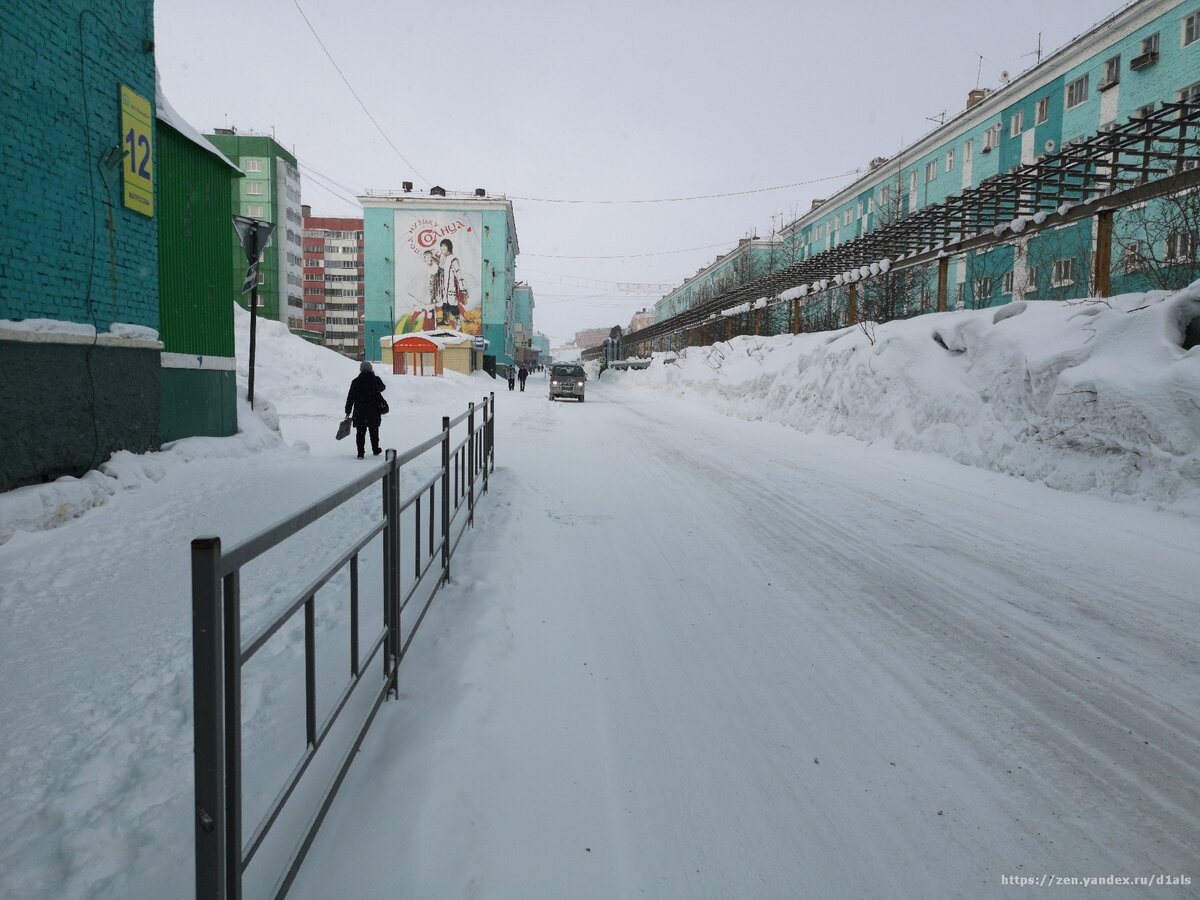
507, 168, 862, 204
522, 240, 740, 260
298, 161, 362, 209
291, 0, 428, 185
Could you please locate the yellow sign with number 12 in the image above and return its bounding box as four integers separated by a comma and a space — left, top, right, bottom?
120, 85, 153, 217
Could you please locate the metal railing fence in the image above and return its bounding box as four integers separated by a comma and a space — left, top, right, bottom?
191, 393, 495, 899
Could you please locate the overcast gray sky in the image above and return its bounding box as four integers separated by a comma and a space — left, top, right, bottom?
155, 0, 1124, 344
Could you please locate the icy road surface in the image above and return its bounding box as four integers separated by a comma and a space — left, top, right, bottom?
294, 374, 1200, 899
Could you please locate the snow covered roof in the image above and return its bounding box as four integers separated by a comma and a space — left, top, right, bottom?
155, 74, 241, 173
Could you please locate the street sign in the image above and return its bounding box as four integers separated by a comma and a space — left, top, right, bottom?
241, 261, 259, 294
120, 85, 154, 217
232, 215, 276, 264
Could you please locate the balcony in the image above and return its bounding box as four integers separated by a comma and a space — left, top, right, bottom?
1130, 50, 1158, 71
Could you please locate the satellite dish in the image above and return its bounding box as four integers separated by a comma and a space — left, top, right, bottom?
1000, 70, 1010, 83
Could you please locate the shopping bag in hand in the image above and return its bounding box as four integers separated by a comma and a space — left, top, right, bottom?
336, 417, 351, 440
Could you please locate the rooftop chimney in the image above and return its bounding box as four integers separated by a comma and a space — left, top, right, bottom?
474, 188, 486, 197
402, 181, 413, 192
966, 88, 992, 110
430, 185, 446, 197
301, 204, 311, 217
810, 198, 826, 211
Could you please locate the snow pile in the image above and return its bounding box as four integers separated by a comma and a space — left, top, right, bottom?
0, 304, 490, 544
617, 284, 1200, 514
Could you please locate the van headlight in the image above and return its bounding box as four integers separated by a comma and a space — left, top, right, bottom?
551, 379, 559, 385
576, 381, 584, 387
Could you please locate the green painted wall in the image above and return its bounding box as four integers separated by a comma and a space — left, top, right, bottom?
160, 368, 236, 443
157, 125, 237, 357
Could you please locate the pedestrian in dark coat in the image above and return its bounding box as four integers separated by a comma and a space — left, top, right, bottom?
518, 366, 528, 391
507, 367, 516, 391
345, 361, 387, 458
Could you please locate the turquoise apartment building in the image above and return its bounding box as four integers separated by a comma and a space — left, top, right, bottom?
656, 237, 787, 322
513, 282, 536, 365
360, 188, 519, 372
656, 0, 1200, 326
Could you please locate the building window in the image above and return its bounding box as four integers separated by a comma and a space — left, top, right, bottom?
844, 209, 852, 226
1101, 55, 1121, 89
1010, 110, 1024, 137
982, 124, 1001, 152
1180, 81, 1200, 104
244, 159, 263, 173
1065, 75, 1089, 109
946, 149, 955, 172
1135, 103, 1157, 120
1186, 12, 1200, 46
974, 276, 994, 300
1035, 96, 1049, 125
246, 182, 264, 196
1166, 230, 1196, 262
909, 170, 918, 194
925, 160, 938, 182
1026, 266, 1039, 295
1001, 271, 1014, 294
1121, 241, 1144, 273
247, 204, 264, 218
964, 139, 973, 163
1051, 258, 1076, 287
880, 186, 890, 207
1133, 32, 1160, 69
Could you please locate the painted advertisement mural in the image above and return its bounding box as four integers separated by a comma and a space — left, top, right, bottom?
393, 210, 483, 336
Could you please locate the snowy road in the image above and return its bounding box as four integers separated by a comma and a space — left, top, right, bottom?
294, 374, 1200, 899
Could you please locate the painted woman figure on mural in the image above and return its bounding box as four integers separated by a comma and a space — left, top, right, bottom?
422, 249, 441, 309
436, 238, 468, 327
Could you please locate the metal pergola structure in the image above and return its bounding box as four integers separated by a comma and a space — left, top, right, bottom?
618, 100, 1200, 356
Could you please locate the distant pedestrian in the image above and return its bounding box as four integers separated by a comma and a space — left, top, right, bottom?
345, 360, 387, 459
518, 366, 528, 391
507, 367, 516, 391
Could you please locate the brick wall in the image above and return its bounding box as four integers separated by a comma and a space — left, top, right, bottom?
0, 0, 158, 331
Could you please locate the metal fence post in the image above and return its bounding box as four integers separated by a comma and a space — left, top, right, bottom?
381, 459, 394, 683
481, 395, 489, 495
382, 449, 400, 687
221, 571, 243, 900
489, 392, 495, 474
192, 537, 227, 900
441, 415, 451, 583
467, 402, 476, 526
389, 449, 401, 678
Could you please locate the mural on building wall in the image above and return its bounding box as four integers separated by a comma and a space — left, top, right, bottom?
393, 211, 483, 335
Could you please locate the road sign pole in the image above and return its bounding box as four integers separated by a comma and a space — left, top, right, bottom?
248, 223, 258, 410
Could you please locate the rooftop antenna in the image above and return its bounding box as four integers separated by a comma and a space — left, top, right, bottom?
975, 54, 985, 89
1022, 32, 1043, 66
926, 110, 947, 125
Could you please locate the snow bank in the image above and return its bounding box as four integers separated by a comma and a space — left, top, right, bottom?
620, 284, 1200, 514
0, 303, 492, 544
